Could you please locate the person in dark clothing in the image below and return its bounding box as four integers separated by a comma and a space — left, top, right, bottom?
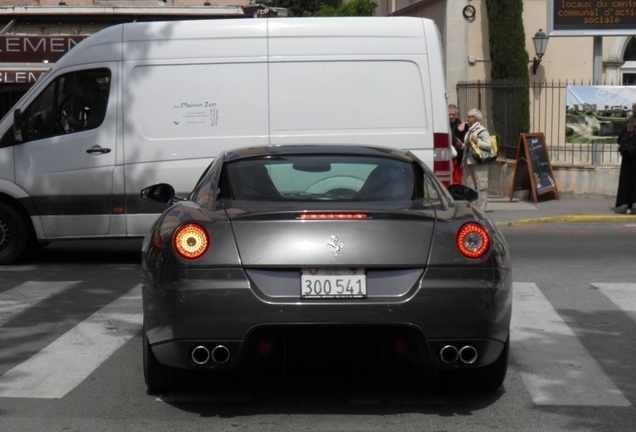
449, 104, 467, 185
616, 106, 636, 214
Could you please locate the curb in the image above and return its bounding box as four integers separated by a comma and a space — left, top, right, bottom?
495, 215, 636, 227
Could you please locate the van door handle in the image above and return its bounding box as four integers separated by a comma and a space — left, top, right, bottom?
86, 146, 111, 155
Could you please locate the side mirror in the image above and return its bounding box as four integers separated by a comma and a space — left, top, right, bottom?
141, 183, 176, 204
447, 184, 479, 202
13, 109, 24, 143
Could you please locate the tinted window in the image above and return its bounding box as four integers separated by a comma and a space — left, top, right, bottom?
224, 156, 415, 201
21, 68, 110, 141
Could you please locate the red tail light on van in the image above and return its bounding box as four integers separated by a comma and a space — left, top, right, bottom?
433, 133, 453, 187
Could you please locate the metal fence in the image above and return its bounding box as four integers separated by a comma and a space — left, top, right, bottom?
456, 80, 623, 166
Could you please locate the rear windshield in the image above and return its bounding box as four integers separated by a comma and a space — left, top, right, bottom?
223, 155, 415, 201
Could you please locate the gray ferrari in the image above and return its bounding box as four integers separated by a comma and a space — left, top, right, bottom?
140, 144, 512, 393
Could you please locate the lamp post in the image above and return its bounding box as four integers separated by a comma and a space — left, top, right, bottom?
532, 29, 549, 75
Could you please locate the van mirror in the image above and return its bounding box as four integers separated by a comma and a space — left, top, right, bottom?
141, 183, 176, 204
447, 184, 478, 202
13, 109, 25, 143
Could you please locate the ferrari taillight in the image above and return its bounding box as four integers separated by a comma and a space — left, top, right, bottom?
456, 223, 490, 259
174, 224, 209, 259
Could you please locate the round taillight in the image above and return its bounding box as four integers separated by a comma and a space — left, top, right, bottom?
456, 223, 490, 259
174, 224, 209, 259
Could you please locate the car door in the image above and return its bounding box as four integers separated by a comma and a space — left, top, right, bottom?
14, 65, 118, 238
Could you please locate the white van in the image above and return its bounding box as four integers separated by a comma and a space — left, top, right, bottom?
0, 17, 452, 265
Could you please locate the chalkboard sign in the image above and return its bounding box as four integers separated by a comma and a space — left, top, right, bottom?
509, 133, 559, 203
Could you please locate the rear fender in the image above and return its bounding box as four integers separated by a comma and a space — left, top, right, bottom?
428, 201, 510, 269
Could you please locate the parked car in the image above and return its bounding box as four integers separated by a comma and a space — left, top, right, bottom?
140, 144, 512, 393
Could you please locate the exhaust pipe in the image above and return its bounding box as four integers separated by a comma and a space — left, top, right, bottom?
211, 345, 231, 364
191, 345, 211, 365
439, 345, 459, 364
459, 345, 478, 364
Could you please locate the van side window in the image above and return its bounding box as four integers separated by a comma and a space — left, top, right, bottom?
21, 69, 110, 141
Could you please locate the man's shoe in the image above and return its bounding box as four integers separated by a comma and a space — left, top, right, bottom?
627, 208, 633, 214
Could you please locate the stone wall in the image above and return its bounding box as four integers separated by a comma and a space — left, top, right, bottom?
488, 160, 620, 200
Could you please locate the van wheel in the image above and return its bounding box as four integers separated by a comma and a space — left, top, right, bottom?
0, 202, 29, 265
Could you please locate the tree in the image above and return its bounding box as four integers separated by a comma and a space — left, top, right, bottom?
314, 0, 377, 16
485, 0, 530, 153
268, 0, 376, 17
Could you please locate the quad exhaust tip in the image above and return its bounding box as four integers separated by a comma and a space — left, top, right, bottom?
191, 345, 210, 365
439, 345, 459, 363
211, 345, 231, 364
190, 345, 231, 365
459, 345, 478, 364
439, 344, 478, 364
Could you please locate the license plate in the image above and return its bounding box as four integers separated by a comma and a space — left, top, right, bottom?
301, 268, 366, 299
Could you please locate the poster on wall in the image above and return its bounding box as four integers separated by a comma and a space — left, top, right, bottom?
566, 86, 636, 146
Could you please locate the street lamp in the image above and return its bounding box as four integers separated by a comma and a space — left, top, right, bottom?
532, 29, 549, 75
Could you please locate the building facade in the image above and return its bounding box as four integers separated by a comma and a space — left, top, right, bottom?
382, 0, 636, 104
0, 0, 284, 117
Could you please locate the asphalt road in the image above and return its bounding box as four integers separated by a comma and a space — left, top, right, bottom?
1, 224, 636, 431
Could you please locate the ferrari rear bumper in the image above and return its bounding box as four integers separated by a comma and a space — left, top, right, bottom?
142, 266, 512, 372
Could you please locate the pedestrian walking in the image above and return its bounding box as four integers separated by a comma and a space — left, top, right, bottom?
616, 103, 636, 214
448, 104, 467, 185
462, 108, 491, 211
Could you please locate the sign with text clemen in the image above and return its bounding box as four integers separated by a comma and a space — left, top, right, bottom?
549, 0, 636, 36
0, 35, 87, 63
0, 70, 49, 85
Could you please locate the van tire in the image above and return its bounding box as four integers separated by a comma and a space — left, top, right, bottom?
0, 202, 29, 265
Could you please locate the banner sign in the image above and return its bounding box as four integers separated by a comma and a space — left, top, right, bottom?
0, 36, 86, 63
549, 0, 636, 36
566, 86, 636, 144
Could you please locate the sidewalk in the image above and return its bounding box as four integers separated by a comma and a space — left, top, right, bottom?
486, 195, 636, 227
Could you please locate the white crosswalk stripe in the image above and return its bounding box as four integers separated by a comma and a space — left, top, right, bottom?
0, 284, 142, 399
595, 283, 636, 323
1, 280, 635, 405
511, 282, 630, 406
0, 281, 80, 326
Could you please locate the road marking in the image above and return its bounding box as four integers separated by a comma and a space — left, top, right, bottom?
0, 281, 80, 326
511, 282, 630, 406
0, 284, 142, 399
594, 283, 636, 323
